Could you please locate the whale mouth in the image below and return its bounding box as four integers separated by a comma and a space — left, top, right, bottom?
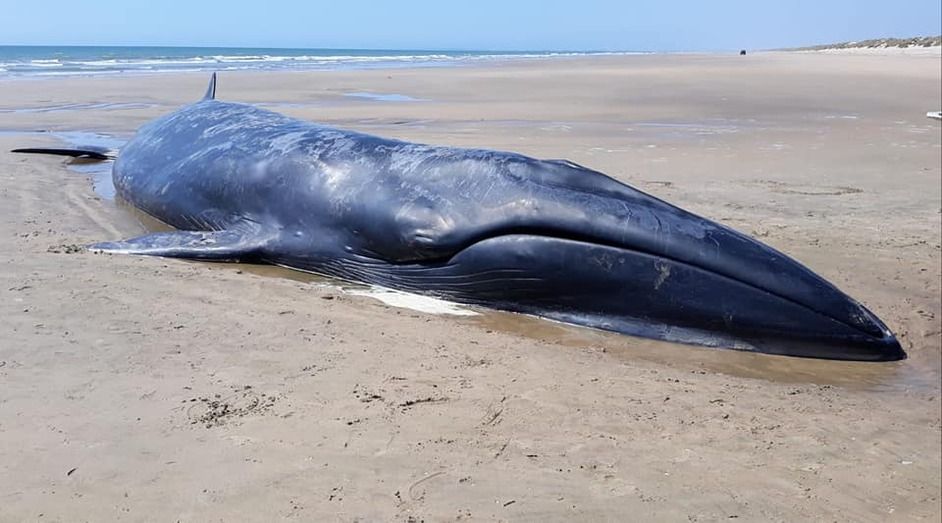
367, 155, 899, 359
406, 224, 905, 362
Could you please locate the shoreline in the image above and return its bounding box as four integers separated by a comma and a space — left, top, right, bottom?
0, 48, 649, 79
2, 45, 939, 81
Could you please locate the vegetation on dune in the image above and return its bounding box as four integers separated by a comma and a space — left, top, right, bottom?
788, 35, 941, 50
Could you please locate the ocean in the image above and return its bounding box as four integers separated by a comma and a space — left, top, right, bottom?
0, 46, 626, 77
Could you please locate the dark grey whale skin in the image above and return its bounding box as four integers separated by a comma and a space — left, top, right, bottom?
84, 76, 902, 361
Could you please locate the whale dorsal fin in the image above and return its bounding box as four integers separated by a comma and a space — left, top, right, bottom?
203, 73, 217, 101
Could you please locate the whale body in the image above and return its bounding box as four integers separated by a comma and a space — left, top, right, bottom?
15, 75, 905, 361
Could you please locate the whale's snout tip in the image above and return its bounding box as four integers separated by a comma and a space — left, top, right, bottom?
887, 341, 907, 361
872, 332, 906, 362
841, 303, 906, 362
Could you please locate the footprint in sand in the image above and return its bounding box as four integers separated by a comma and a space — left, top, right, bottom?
750, 180, 863, 196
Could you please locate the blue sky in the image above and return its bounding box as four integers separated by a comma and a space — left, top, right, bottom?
3, 0, 940, 51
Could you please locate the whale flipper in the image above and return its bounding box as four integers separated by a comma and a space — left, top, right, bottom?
89, 229, 265, 261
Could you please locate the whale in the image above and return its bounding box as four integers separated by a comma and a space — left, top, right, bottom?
13, 74, 905, 361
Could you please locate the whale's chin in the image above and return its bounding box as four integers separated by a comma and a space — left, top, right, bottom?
274, 233, 903, 362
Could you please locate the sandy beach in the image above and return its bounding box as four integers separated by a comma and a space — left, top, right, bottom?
1, 52, 940, 521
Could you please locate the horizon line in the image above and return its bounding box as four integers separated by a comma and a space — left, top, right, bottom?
1, 43, 645, 53
1, 35, 937, 54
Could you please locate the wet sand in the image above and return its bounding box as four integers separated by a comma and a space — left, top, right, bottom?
0, 52, 940, 521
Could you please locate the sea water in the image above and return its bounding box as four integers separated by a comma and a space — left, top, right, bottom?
0, 45, 629, 77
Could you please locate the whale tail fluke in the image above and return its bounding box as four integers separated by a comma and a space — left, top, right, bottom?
10, 146, 114, 161
203, 72, 216, 101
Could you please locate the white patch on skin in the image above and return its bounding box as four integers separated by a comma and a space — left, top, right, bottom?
267, 131, 308, 154
653, 261, 671, 290
346, 286, 478, 316
312, 159, 349, 191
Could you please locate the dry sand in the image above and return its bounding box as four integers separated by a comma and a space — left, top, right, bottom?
0, 52, 940, 521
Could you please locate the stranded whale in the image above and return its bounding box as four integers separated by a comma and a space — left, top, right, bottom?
13, 74, 905, 361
